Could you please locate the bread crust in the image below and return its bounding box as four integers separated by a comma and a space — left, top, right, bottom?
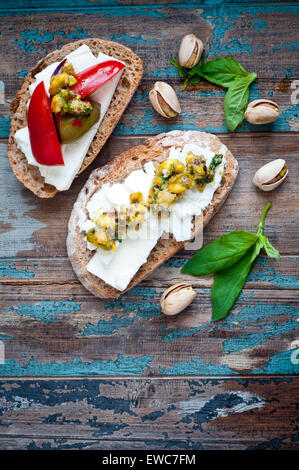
8, 38, 143, 198
67, 130, 239, 298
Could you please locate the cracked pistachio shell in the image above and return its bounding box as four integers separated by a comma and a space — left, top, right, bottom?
178, 34, 203, 68
253, 159, 288, 191
149, 81, 181, 118
160, 283, 196, 316
244, 99, 280, 124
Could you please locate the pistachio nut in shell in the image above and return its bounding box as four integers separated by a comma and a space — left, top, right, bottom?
244, 99, 280, 124
160, 283, 196, 316
253, 158, 288, 192
149, 82, 181, 118
178, 33, 204, 68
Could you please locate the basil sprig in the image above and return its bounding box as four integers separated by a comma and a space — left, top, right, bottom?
169, 54, 257, 131
181, 203, 280, 321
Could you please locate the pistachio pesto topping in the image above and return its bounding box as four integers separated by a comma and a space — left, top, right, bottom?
85, 152, 223, 252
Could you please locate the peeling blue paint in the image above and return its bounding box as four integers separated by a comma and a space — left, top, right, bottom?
124, 286, 158, 300
0, 379, 138, 416
161, 325, 209, 343
146, 66, 181, 79
200, 3, 299, 59
250, 349, 299, 375
179, 391, 264, 431
26, 440, 94, 450
247, 257, 299, 288
81, 288, 161, 336
131, 90, 148, 105
87, 417, 128, 437
284, 67, 293, 78
141, 410, 164, 422
252, 19, 268, 31
159, 358, 237, 376
272, 41, 299, 51
237, 290, 256, 301
5, 301, 81, 322
0, 118, 11, 138
223, 304, 299, 352
0, 354, 155, 376
215, 37, 253, 54
246, 437, 284, 451
0, 334, 13, 341
80, 314, 142, 337
17, 69, 29, 77
12, 27, 89, 54
162, 258, 187, 268
109, 33, 158, 45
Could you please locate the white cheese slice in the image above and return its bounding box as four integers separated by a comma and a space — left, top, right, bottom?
106, 183, 130, 209
78, 143, 226, 291
124, 169, 154, 197
143, 161, 156, 177
86, 183, 111, 221
14, 44, 124, 191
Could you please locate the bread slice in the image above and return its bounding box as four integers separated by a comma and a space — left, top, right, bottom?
67, 130, 239, 298
8, 38, 143, 198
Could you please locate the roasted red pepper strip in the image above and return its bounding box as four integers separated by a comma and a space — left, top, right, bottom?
72, 119, 82, 127
28, 82, 64, 166
71, 60, 125, 99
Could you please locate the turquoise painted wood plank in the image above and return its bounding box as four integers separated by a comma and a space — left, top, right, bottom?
1, 2, 298, 136
0, 377, 298, 450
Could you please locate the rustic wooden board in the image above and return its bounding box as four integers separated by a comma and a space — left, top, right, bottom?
0, 377, 298, 450
0, 0, 298, 450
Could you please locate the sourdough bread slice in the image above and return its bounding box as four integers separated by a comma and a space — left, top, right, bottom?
8, 38, 143, 198
67, 130, 239, 298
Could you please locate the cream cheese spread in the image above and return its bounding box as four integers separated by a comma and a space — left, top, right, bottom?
78, 143, 226, 292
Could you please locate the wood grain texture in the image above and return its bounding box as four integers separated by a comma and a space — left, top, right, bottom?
0, 377, 298, 450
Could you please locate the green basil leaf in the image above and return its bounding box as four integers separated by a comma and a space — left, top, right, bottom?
256, 202, 272, 236
181, 231, 258, 276
224, 74, 256, 131
260, 235, 281, 259
209, 153, 223, 171
190, 57, 249, 88
249, 238, 264, 263
211, 245, 256, 321
182, 77, 189, 90
169, 57, 184, 78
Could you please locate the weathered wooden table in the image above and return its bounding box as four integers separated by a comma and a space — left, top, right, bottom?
0, 0, 298, 450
